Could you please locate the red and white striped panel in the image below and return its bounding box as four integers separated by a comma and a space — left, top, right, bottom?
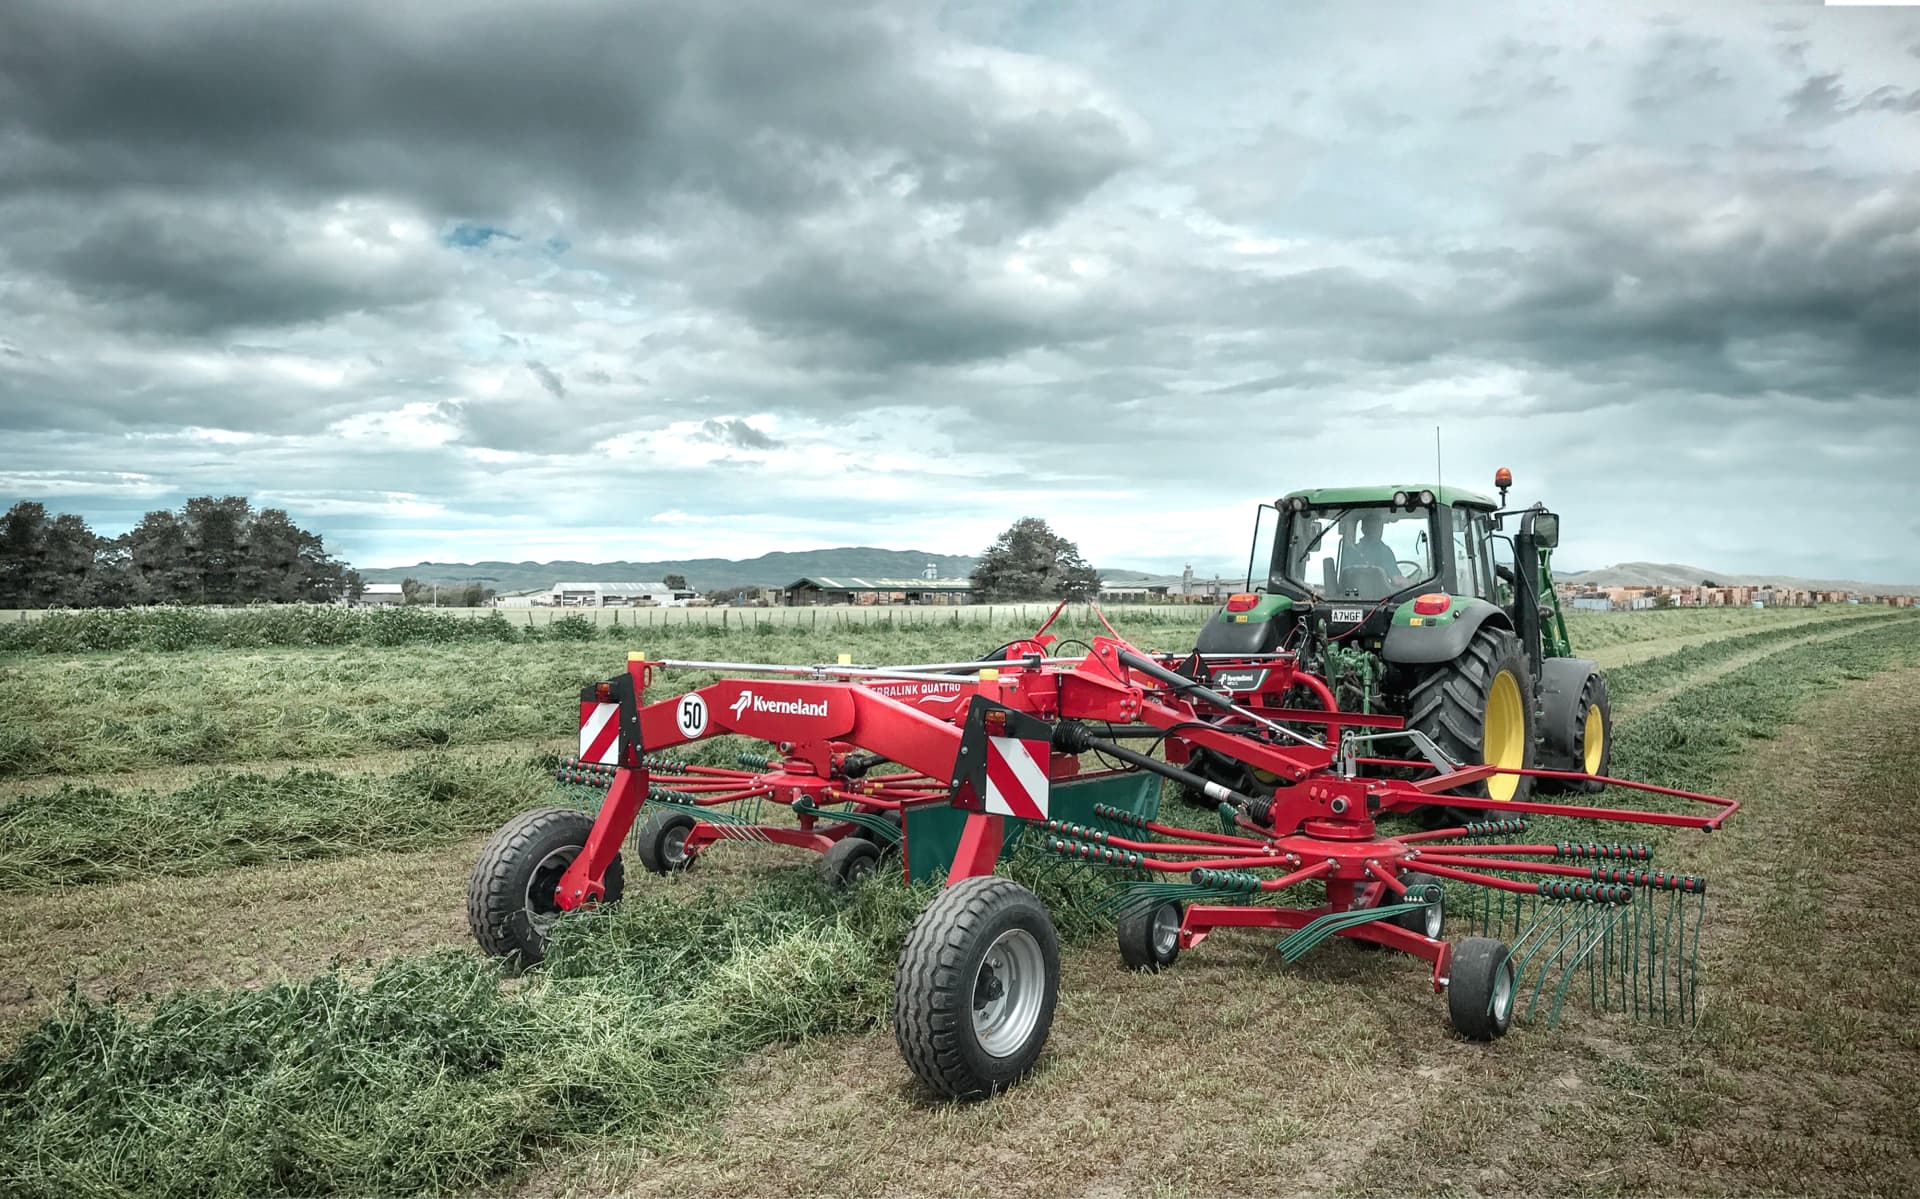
981, 734, 1050, 821
578, 701, 621, 766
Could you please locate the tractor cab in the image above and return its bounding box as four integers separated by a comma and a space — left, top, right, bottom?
1260, 485, 1504, 639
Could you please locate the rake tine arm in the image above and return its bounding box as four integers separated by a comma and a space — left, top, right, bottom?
1407, 853, 1605, 881
1399, 857, 1545, 895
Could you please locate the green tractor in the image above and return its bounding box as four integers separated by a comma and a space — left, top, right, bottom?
1186, 468, 1612, 812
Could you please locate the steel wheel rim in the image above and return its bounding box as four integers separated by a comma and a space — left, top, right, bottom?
1583, 704, 1605, 774
525, 845, 579, 933
1492, 959, 1515, 1023
972, 928, 1046, 1058
662, 825, 689, 868
1422, 898, 1443, 939
1483, 670, 1524, 801
1151, 903, 1180, 957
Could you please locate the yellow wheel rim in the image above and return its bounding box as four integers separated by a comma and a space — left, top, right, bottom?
1482, 670, 1525, 802
1583, 704, 1605, 775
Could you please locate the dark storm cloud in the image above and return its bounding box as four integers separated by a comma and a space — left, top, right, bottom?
526, 362, 567, 400
0, 0, 1136, 231
1787, 71, 1920, 122
699, 419, 781, 450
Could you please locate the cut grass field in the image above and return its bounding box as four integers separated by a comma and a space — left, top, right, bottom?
1, 605, 1916, 1197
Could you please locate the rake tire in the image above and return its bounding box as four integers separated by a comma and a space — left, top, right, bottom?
469, 807, 623, 971
636, 808, 698, 875
1447, 936, 1515, 1041
1382, 871, 1445, 939
1117, 900, 1183, 971
893, 876, 1059, 1100
820, 836, 882, 889
1405, 625, 1536, 820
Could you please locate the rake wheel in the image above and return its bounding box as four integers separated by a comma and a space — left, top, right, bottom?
894, 876, 1060, 1100
469, 807, 624, 970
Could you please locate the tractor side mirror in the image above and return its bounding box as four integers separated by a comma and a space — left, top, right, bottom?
1528, 512, 1560, 548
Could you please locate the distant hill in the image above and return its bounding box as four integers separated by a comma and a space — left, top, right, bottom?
358, 548, 981, 593
1558, 561, 1919, 597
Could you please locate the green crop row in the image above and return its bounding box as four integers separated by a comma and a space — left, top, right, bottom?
0, 756, 552, 892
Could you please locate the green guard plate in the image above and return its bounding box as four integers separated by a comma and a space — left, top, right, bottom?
902, 770, 1162, 883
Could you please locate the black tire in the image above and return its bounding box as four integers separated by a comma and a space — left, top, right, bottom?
893, 876, 1060, 1100
1536, 669, 1612, 795
1447, 936, 1516, 1041
1405, 625, 1536, 817
820, 836, 883, 889
636, 808, 699, 875
468, 807, 624, 969
1117, 900, 1183, 971
1382, 871, 1445, 939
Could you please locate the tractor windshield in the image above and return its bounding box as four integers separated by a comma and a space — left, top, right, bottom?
1275, 504, 1435, 601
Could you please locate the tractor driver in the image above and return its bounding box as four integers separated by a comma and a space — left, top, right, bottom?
1348, 511, 1403, 582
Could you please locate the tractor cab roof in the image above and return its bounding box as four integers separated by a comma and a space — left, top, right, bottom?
1280, 483, 1498, 510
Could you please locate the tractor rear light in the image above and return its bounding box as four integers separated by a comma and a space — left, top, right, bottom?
1414, 593, 1451, 616
1225, 593, 1260, 613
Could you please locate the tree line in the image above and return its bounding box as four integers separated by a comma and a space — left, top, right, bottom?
0, 497, 359, 608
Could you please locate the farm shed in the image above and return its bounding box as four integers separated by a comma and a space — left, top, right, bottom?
550, 582, 697, 607
355, 583, 405, 606
782, 577, 975, 606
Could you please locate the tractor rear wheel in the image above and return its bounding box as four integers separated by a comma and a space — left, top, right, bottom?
1404, 625, 1536, 816
468, 807, 624, 970
893, 876, 1060, 1100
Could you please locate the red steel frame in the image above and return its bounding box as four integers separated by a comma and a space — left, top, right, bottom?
550, 611, 1735, 996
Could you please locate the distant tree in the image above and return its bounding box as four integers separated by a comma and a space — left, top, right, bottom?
1652, 592, 1675, 609
457, 581, 489, 607
400, 577, 429, 605
663, 573, 689, 591
970, 517, 1099, 602
0, 501, 50, 608
0, 495, 353, 607
1700, 578, 1721, 588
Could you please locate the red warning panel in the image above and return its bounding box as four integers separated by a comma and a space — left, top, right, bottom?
578, 700, 620, 765
982, 734, 1050, 820
948, 697, 1052, 822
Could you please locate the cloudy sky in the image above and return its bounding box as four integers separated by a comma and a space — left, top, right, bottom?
1, 0, 1916, 581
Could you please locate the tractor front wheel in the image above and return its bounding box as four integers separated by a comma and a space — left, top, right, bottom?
1447, 936, 1516, 1041
893, 876, 1060, 1100
1537, 664, 1613, 795
1405, 625, 1536, 817
468, 807, 624, 970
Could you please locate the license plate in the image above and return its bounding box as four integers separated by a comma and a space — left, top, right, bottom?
1330, 607, 1364, 623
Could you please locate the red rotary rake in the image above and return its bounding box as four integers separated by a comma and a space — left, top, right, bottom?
470, 603, 1734, 1100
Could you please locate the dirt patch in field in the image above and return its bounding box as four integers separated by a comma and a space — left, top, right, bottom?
516, 664, 1920, 1199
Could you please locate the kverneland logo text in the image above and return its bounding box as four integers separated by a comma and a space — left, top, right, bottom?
729, 691, 828, 720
